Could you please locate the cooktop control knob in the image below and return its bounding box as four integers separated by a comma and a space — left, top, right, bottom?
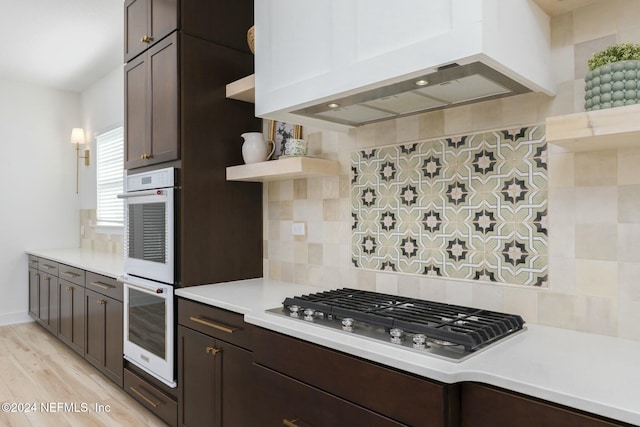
303, 308, 316, 321
288, 305, 300, 318
341, 317, 354, 332
390, 328, 404, 344
412, 334, 427, 349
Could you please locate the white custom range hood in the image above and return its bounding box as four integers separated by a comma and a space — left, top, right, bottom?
255, 0, 555, 131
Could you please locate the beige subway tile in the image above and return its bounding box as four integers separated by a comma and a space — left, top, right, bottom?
267, 181, 280, 201
278, 220, 293, 243
306, 177, 323, 200
322, 175, 341, 199
293, 178, 307, 199
375, 272, 399, 295
503, 287, 539, 324
443, 105, 473, 136
619, 262, 640, 302
575, 224, 617, 260
267, 220, 280, 240
293, 242, 308, 264
471, 99, 502, 131
357, 269, 377, 291
618, 148, 640, 185
575, 259, 618, 298
418, 110, 445, 139
550, 11, 573, 47
280, 262, 294, 282
548, 152, 575, 188
538, 292, 577, 329
293, 263, 309, 285
618, 224, 640, 262
280, 200, 293, 220
618, 185, 640, 223
320, 130, 339, 155
548, 188, 576, 225
322, 243, 341, 268
500, 94, 539, 128
547, 256, 576, 293
614, 0, 640, 34
308, 243, 323, 265
397, 275, 421, 298
575, 295, 617, 336
574, 150, 617, 187
322, 221, 344, 244
575, 186, 617, 224
443, 279, 473, 306
306, 220, 324, 244
374, 120, 397, 146
541, 80, 575, 117
340, 266, 358, 288
355, 123, 376, 149
268, 260, 282, 280
573, 3, 616, 44
280, 241, 295, 263
471, 283, 504, 311
396, 115, 419, 143
618, 299, 640, 341
323, 199, 340, 221
417, 277, 447, 303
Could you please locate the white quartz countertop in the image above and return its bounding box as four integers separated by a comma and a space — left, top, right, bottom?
176, 278, 640, 426
26, 248, 124, 278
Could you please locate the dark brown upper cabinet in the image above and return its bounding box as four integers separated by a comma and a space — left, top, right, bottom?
125, 32, 179, 169
124, 0, 254, 63
124, 0, 177, 63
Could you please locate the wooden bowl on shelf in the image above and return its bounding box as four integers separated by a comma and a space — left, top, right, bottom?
247, 25, 255, 54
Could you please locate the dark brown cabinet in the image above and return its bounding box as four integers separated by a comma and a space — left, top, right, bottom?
178, 298, 254, 427
253, 327, 460, 427
85, 274, 123, 387
461, 383, 631, 427
36, 260, 59, 335
125, 32, 179, 169
58, 279, 85, 356
124, 0, 177, 63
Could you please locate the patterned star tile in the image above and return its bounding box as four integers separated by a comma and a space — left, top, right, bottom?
351, 125, 548, 287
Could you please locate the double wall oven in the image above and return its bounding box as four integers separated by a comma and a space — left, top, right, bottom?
118, 167, 177, 388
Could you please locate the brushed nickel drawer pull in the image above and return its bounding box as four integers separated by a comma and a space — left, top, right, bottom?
61, 271, 80, 278
189, 316, 238, 334
97, 299, 107, 305
29, 259, 38, 264
129, 385, 160, 408
89, 281, 114, 290
41, 264, 56, 270
205, 346, 221, 356
65, 286, 73, 291
141, 35, 153, 43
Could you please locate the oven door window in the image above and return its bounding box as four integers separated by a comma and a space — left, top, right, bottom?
128, 287, 166, 360
128, 202, 166, 263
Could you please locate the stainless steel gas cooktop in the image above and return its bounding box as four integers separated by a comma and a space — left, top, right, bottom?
267, 288, 525, 361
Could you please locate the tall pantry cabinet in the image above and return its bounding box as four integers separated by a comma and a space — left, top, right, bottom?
123, 1, 261, 425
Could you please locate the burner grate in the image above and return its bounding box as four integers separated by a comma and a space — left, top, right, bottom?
282, 288, 525, 351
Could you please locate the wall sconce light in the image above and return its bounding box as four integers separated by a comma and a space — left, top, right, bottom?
70, 127, 90, 193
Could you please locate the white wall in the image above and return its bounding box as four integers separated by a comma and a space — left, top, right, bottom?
79, 66, 124, 209
0, 79, 81, 324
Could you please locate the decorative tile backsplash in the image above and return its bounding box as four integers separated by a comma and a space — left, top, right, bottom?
351, 126, 548, 286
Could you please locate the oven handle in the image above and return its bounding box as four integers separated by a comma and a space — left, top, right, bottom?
117, 189, 168, 199
124, 280, 171, 297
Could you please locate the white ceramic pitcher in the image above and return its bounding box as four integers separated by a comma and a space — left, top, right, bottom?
241, 132, 275, 164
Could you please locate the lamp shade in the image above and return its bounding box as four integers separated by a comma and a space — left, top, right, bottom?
70, 128, 86, 145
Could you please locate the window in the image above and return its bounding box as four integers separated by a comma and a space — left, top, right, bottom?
96, 127, 124, 226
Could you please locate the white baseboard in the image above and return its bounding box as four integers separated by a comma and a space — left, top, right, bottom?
0, 312, 34, 327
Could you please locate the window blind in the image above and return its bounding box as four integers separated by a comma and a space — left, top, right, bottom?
96, 127, 124, 225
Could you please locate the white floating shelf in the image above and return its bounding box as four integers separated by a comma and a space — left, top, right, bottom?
546, 104, 640, 151
226, 74, 255, 103
226, 157, 339, 182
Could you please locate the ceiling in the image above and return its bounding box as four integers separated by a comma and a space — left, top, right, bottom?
0, 0, 123, 92
532, 0, 601, 16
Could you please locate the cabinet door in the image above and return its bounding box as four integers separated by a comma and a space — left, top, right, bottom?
58, 280, 85, 356
38, 274, 58, 335
125, 53, 149, 168
125, 32, 178, 169
104, 296, 123, 387
124, 0, 177, 63
28, 268, 40, 319
178, 325, 221, 427
85, 289, 123, 387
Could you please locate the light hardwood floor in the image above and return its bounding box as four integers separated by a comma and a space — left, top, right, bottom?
0, 322, 167, 427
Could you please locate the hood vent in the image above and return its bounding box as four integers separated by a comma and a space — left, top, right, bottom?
292, 62, 531, 127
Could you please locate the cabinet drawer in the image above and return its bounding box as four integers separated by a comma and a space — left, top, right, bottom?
59, 264, 85, 286
255, 364, 407, 426
254, 328, 457, 427
86, 272, 122, 302
28, 255, 39, 269
37, 259, 59, 276
178, 298, 252, 350
124, 368, 177, 427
